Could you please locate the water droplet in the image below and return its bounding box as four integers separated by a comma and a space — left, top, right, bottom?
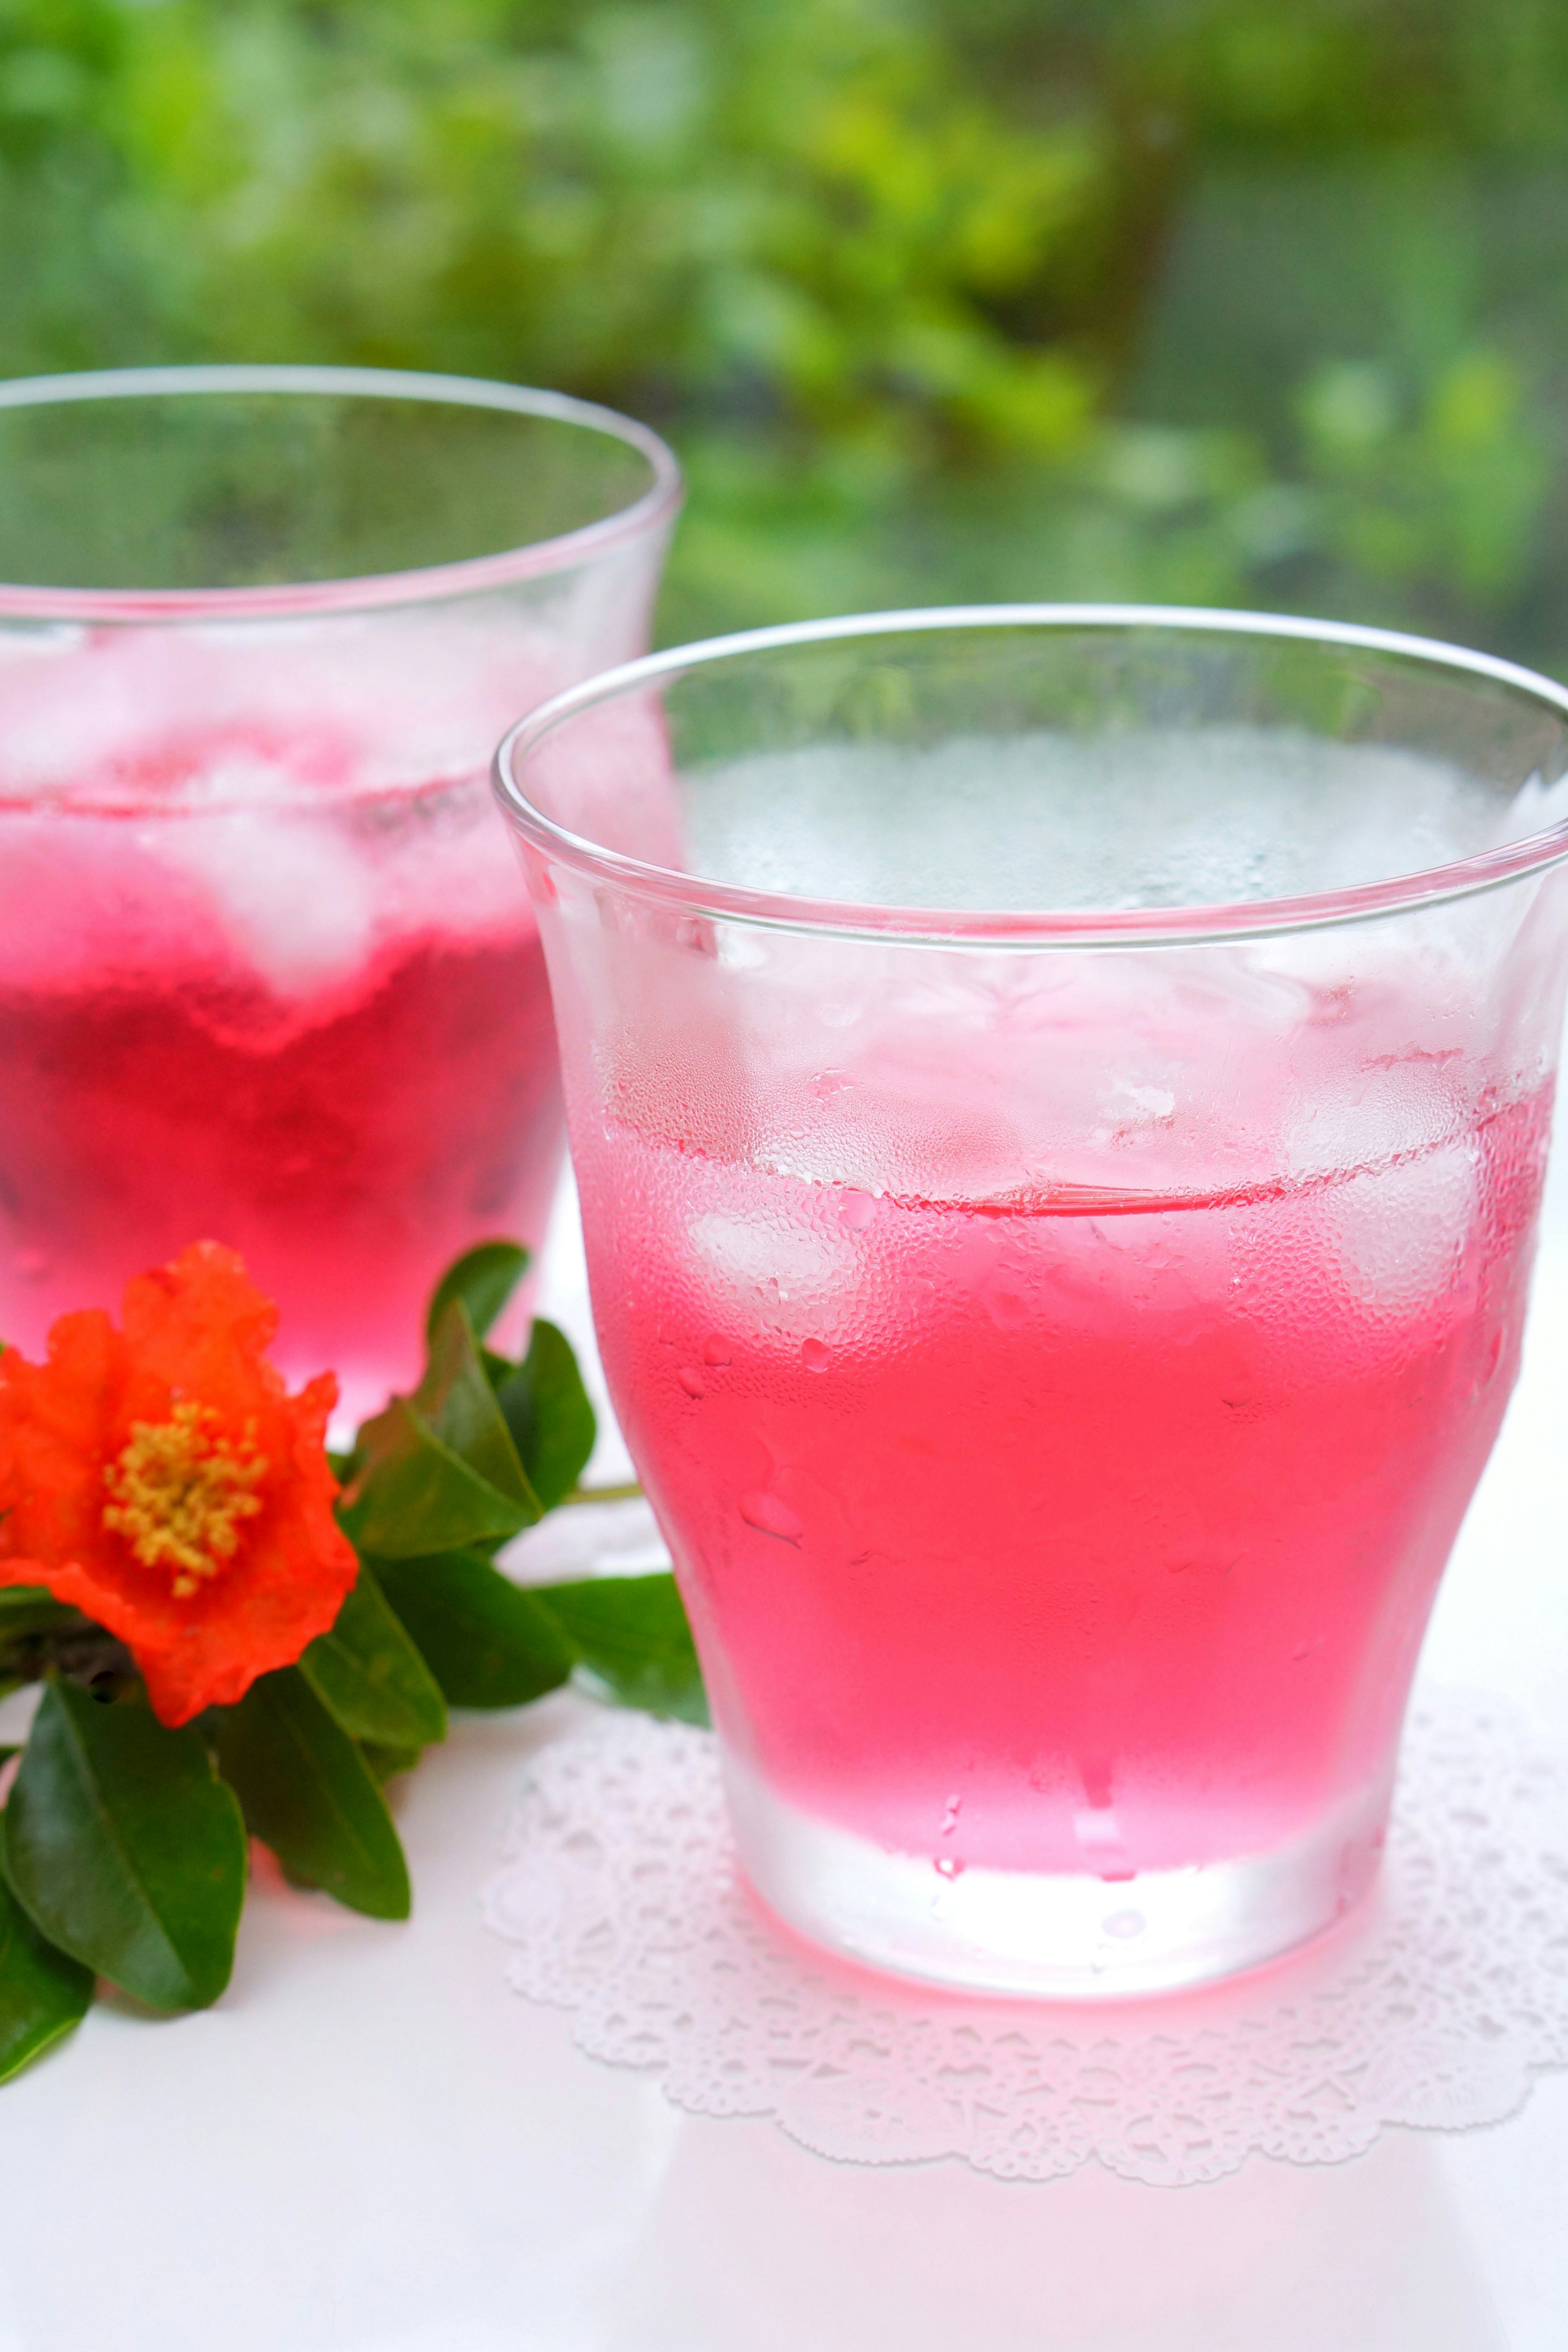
940, 1795, 962, 1835
800, 1337, 830, 1372
1103, 1909, 1146, 1941
1292, 1637, 1324, 1662
933, 1854, 965, 1880
677, 1367, 705, 1399
702, 1334, 732, 1368
985, 1289, 1028, 1332
837, 1190, 875, 1232
739, 1491, 803, 1544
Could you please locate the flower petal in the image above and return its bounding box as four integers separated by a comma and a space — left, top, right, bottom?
0, 1247, 358, 1726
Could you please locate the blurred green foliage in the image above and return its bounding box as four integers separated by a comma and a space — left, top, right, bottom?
4, 0, 1568, 663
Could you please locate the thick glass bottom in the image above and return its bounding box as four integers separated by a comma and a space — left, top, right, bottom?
722, 1752, 1392, 1998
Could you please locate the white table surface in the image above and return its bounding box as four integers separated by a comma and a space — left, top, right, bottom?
2, 1140, 1567, 2352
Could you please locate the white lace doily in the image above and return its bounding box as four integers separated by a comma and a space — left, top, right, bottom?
481, 1693, 1568, 2184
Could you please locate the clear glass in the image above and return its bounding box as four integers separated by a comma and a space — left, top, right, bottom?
0, 365, 680, 1423
497, 607, 1568, 1998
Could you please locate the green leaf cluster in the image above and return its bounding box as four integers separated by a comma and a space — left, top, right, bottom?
6, 2, 1568, 659
0, 1239, 705, 2084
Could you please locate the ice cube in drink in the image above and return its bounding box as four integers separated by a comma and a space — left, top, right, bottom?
0, 618, 566, 1422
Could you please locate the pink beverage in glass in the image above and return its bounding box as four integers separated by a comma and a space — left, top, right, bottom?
499, 612, 1568, 1997
0, 369, 679, 1424
577, 1062, 1546, 1880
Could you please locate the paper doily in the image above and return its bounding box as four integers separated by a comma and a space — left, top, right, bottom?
481, 1694, 1568, 2184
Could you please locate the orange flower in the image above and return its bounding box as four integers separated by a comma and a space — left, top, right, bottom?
0, 1243, 358, 1727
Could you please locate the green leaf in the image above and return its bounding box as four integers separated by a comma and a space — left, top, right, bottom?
0, 1588, 86, 1640
340, 1303, 541, 1558
299, 1565, 447, 1750
360, 1741, 423, 1785
337, 1399, 532, 1557
210, 1669, 410, 1921
0, 1818, 94, 2086
426, 1240, 530, 1345
491, 1319, 598, 1513
415, 1301, 539, 1504
4, 1683, 247, 2012
367, 1557, 709, 1725
371, 1551, 574, 1710
537, 1574, 710, 1726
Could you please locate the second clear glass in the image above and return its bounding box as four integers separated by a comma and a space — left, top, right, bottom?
497, 608, 1568, 1997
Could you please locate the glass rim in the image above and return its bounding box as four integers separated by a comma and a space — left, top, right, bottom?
494, 604, 1568, 948
0, 363, 684, 622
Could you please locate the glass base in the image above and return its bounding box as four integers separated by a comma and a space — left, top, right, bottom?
723, 1753, 1390, 1999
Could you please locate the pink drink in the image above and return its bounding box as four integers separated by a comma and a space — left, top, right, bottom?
580, 1076, 1548, 1884
499, 608, 1568, 1993
0, 627, 565, 1421
0, 918, 559, 1420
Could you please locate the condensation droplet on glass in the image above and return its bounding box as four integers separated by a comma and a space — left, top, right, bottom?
800, 1337, 830, 1372
702, 1334, 732, 1368
933, 1854, 965, 1880
1103, 1909, 1146, 1941
837, 1189, 875, 1232
739, 1490, 804, 1544
940, 1795, 962, 1835
677, 1366, 705, 1399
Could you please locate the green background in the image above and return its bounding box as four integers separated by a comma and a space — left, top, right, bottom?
4, 0, 1567, 665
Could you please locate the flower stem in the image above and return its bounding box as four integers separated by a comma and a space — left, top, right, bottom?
558, 1479, 644, 1508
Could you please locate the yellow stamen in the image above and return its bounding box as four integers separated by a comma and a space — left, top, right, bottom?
103, 1400, 267, 1598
